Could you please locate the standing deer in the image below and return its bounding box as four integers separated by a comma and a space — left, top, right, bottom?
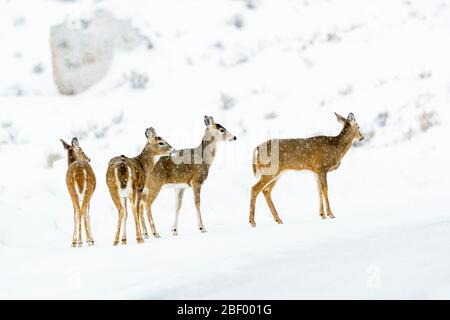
142, 116, 237, 236
61, 137, 96, 247
106, 127, 174, 246
249, 112, 364, 227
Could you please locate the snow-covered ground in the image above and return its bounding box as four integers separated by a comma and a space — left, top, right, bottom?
0, 0, 449, 299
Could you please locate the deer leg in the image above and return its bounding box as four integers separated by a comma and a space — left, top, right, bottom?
121, 198, 128, 245
139, 201, 149, 239
262, 178, 283, 224
72, 205, 78, 247
86, 204, 94, 246
81, 200, 93, 246
77, 210, 83, 247
192, 184, 206, 233
315, 173, 326, 219
318, 172, 334, 218
249, 174, 278, 227
172, 188, 185, 236
111, 192, 125, 246
144, 186, 162, 238
130, 196, 144, 244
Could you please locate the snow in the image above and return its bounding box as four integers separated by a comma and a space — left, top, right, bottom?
0, 0, 449, 299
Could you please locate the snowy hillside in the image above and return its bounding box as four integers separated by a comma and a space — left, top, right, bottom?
0, 0, 449, 299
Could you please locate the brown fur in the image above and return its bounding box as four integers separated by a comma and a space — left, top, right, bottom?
61, 138, 96, 247
141, 116, 236, 236
105, 128, 173, 245
249, 113, 364, 227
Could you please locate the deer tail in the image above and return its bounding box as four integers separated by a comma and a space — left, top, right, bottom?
116, 156, 129, 189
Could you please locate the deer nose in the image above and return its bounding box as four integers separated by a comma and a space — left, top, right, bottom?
359, 137, 364, 141
232, 136, 237, 141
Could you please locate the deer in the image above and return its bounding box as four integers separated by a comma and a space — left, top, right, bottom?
141, 116, 237, 236
61, 137, 96, 247
249, 112, 364, 227
106, 127, 174, 246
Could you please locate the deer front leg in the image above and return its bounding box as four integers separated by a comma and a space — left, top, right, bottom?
262, 178, 283, 224
315, 173, 326, 219
172, 188, 185, 236
138, 202, 149, 239
193, 184, 206, 233
143, 186, 161, 238
317, 172, 334, 219
131, 198, 144, 244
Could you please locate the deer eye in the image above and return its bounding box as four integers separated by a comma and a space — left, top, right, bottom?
219, 129, 225, 133
158, 142, 164, 146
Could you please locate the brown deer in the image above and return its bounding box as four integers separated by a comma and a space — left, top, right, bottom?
106, 128, 174, 246
141, 116, 237, 236
249, 112, 364, 227
61, 138, 96, 247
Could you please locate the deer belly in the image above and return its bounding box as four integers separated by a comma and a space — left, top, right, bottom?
162, 183, 190, 189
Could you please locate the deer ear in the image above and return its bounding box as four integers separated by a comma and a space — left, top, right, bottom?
204, 116, 215, 127
60, 139, 70, 150
334, 112, 347, 124
71, 137, 79, 147
347, 113, 355, 122
145, 127, 156, 139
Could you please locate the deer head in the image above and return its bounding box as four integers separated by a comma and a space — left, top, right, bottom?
204, 115, 237, 142
335, 112, 364, 142
144, 127, 174, 157
60, 137, 90, 166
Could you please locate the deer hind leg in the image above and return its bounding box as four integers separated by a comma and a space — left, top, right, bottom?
143, 185, 162, 238
121, 198, 128, 244
86, 204, 94, 246
192, 184, 206, 233
72, 204, 79, 247
262, 178, 283, 224
77, 209, 83, 247
110, 191, 125, 246
172, 188, 185, 236
81, 199, 94, 246
249, 174, 279, 228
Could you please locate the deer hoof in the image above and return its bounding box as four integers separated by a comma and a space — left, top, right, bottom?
199, 227, 207, 233
172, 229, 178, 236
77, 242, 83, 248
71, 241, 77, 248
137, 238, 144, 244
88, 240, 94, 246
327, 212, 335, 219
153, 232, 160, 238
250, 221, 256, 228
121, 239, 127, 245
275, 219, 283, 225
113, 241, 119, 246
143, 233, 149, 239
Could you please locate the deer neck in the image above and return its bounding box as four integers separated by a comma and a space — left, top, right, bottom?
135, 143, 158, 173
200, 129, 218, 168
67, 151, 79, 167
335, 123, 355, 160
